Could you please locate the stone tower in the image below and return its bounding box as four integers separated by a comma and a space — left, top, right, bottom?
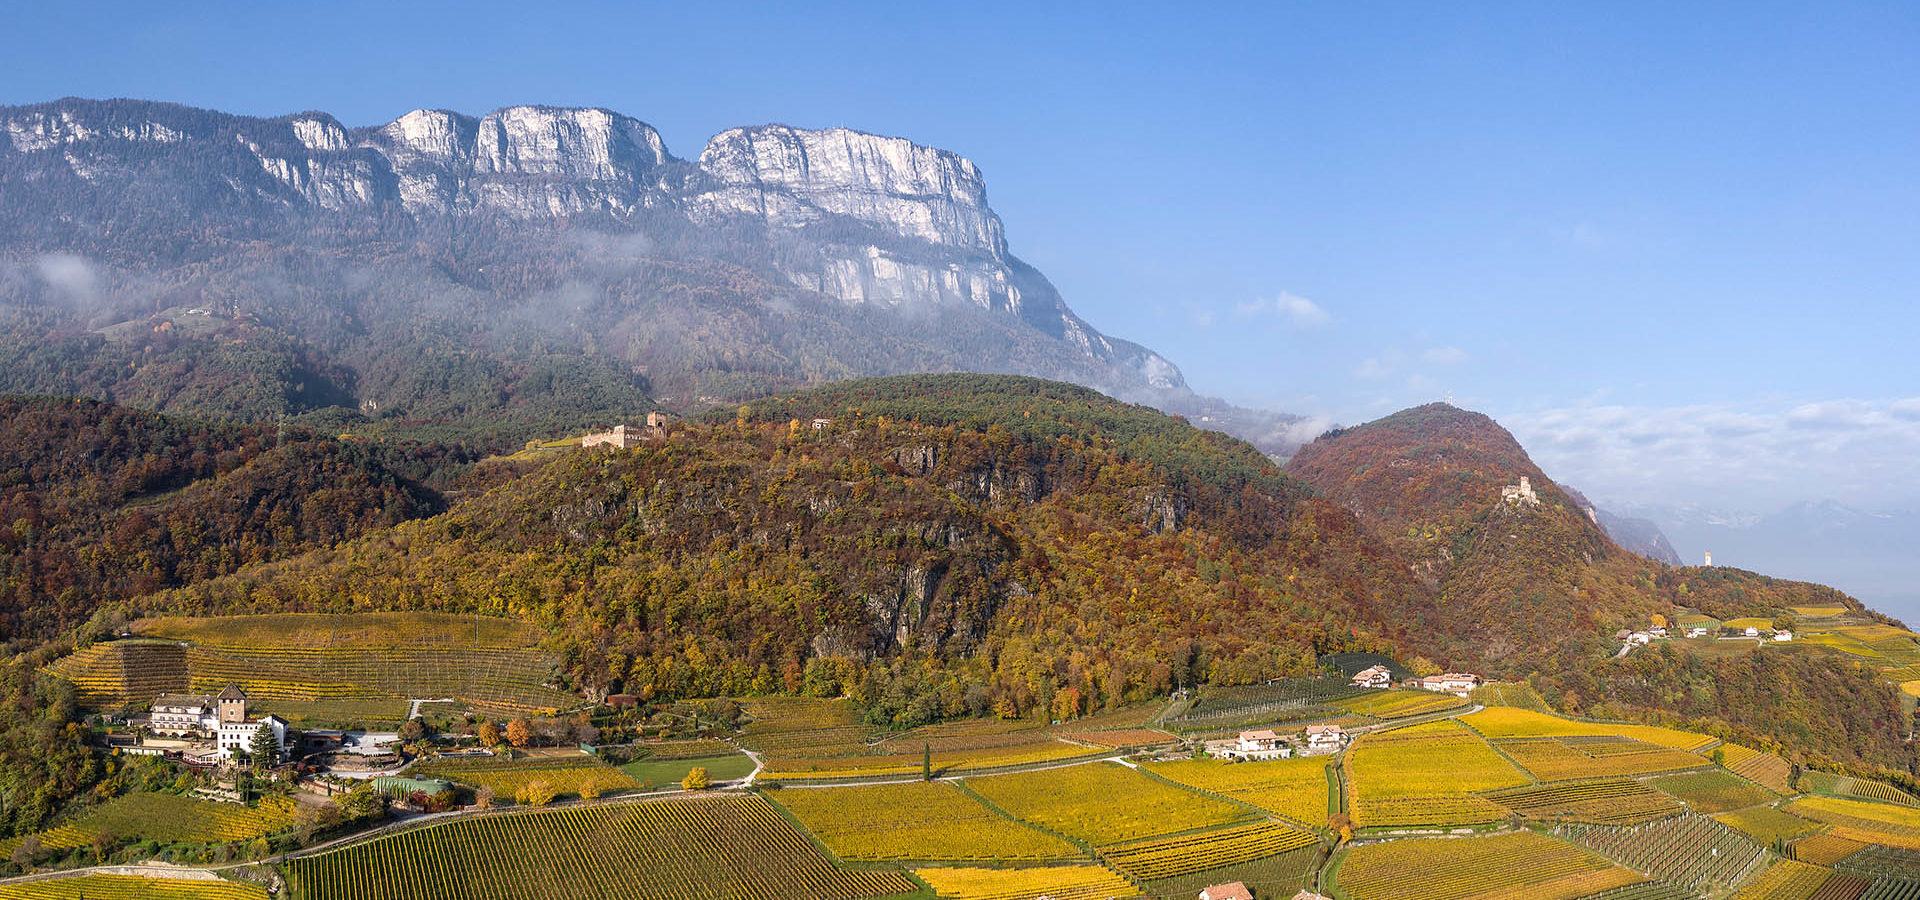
216, 684, 248, 724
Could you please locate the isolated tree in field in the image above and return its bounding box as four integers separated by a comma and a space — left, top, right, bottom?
922, 743, 932, 781
515, 778, 558, 807
10, 833, 39, 868
1650, 613, 1668, 628
1051, 687, 1082, 722
478, 720, 502, 747
682, 766, 710, 791
398, 718, 426, 742
249, 723, 278, 768
506, 718, 533, 748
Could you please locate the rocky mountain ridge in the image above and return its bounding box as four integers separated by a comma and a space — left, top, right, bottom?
0, 98, 1221, 431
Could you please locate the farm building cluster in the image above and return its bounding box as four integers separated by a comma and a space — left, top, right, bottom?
136, 685, 290, 765
1215, 723, 1348, 760
1347, 664, 1483, 699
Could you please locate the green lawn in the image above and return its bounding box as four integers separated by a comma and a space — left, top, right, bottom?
620, 753, 757, 789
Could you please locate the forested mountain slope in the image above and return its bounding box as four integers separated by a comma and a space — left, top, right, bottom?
1286, 402, 1911, 770
141, 376, 1413, 724
0, 396, 461, 639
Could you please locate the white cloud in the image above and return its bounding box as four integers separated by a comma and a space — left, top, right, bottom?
1354, 357, 1392, 380
1237, 291, 1331, 328
1278, 415, 1337, 446
1423, 346, 1469, 365
1506, 398, 1920, 512
36, 253, 98, 302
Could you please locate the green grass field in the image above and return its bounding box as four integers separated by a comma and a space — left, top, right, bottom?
411, 755, 639, 800
621, 753, 757, 789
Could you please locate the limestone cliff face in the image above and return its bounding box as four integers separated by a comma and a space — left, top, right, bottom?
0, 97, 1198, 403
691, 125, 1004, 254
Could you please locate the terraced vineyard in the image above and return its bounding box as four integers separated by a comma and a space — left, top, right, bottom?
759, 742, 1097, 780
1650, 769, 1779, 813
283, 793, 917, 900
1169, 678, 1368, 729
28, 793, 296, 849
1057, 729, 1178, 749
1484, 778, 1683, 824
0, 876, 271, 899
1335, 831, 1641, 900
770, 781, 1081, 862
1344, 720, 1529, 828
1575, 883, 1698, 900
1098, 820, 1318, 880
114, 614, 577, 713
42, 640, 189, 707
1732, 859, 1836, 899
967, 762, 1253, 846
1144, 756, 1331, 827
1560, 813, 1769, 892
1469, 682, 1554, 711
410, 755, 639, 800
1462, 707, 1718, 752
1720, 744, 1797, 794
1862, 878, 1920, 900
1839, 846, 1920, 880
1793, 833, 1871, 866
1495, 736, 1707, 781
1803, 773, 1920, 807
1716, 805, 1823, 845
1789, 797, 1920, 850
913, 865, 1136, 900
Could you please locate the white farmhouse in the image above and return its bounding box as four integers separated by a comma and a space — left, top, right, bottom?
1304, 724, 1347, 753
1349, 665, 1393, 689
1418, 673, 1483, 699
1226, 729, 1293, 760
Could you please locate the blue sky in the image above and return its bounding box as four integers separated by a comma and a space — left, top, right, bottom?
4, 1, 1917, 516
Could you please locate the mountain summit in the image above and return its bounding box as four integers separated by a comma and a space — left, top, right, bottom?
0, 99, 1286, 444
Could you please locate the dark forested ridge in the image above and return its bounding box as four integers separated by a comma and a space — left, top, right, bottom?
144, 376, 1414, 724
0, 395, 464, 639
